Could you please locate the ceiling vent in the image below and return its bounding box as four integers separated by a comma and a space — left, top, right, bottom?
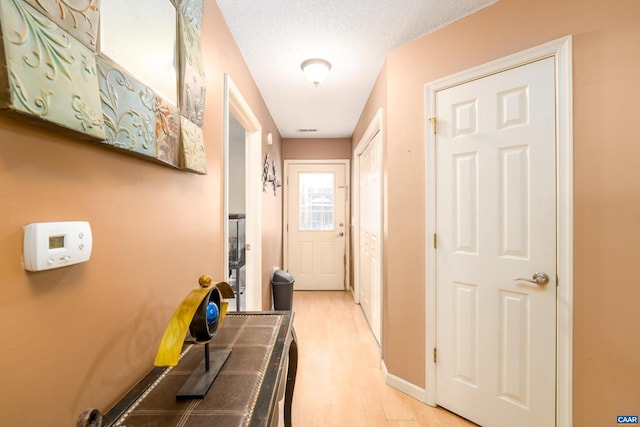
297, 128, 318, 133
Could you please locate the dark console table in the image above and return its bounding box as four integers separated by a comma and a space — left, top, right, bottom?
101, 312, 297, 427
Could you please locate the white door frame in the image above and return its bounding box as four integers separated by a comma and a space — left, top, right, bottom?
353, 109, 383, 342
224, 74, 263, 311
424, 36, 573, 426
283, 159, 351, 291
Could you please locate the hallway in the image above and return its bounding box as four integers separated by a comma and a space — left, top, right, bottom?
283, 291, 476, 426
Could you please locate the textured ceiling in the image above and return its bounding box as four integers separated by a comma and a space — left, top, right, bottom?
216, 0, 498, 138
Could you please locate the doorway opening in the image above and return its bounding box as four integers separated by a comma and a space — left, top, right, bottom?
224, 74, 263, 311
228, 114, 246, 311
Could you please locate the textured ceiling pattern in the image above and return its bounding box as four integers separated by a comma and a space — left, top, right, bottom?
217, 0, 498, 138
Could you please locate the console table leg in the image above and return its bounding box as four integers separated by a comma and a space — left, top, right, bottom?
284, 328, 298, 427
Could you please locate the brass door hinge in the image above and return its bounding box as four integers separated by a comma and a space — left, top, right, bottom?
433, 233, 437, 249
433, 348, 437, 364
429, 116, 437, 135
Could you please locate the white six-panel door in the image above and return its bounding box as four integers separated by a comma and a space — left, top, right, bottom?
286, 162, 347, 290
358, 131, 382, 344
435, 57, 557, 427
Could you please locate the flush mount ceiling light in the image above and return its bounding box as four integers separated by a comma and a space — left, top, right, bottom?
300, 58, 332, 87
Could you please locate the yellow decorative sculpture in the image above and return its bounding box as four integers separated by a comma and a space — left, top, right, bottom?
154, 275, 234, 367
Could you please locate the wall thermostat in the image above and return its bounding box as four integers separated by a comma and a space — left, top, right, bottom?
23, 221, 93, 271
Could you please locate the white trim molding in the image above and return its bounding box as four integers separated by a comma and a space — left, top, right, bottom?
423, 36, 573, 426
382, 360, 429, 403
224, 74, 263, 311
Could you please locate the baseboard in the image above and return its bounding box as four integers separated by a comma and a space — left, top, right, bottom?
381, 359, 431, 404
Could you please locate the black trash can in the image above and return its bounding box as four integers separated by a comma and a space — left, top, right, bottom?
271, 269, 294, 310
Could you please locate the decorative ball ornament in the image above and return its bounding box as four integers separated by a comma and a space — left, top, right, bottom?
199, 274, 212, 287
206, 302, 219, 324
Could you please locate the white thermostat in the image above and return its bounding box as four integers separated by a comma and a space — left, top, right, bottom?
23, 221, 93, 271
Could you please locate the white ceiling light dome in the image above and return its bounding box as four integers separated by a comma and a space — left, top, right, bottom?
300, 58, 332, 87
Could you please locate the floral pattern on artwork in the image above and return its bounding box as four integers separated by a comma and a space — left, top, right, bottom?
180, 116, 206, 174
24, 0, 101, 51
181, 61, 205, 127
0, 0, 105, 138
178, 0, 204, 37
155, 96, 180, 167
179, 10, 205, 79
97, 56, 156, 157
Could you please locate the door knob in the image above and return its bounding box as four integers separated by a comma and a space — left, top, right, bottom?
514, 272, 549, 286
338, 232, 345, 237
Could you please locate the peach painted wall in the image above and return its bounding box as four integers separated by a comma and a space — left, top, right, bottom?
283, 137, 352, 160
0, 3, 281, 425
354, 0, 640, 424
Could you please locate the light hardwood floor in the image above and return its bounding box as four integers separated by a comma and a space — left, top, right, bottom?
280, 291, 477, 427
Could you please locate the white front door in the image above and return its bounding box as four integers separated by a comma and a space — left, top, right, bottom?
286, 162, 347, 290
358, 131, 382, 343
436, 57, 557, 427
